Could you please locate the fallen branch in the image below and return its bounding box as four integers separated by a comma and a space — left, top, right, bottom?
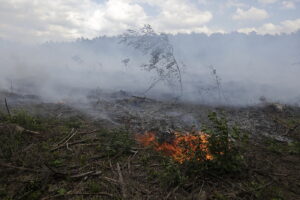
44, 163, 101, 180
51, 130, 78, 151
43, 163, 67, 179
78, 129, 99, 134
64, 130, 77, 144
284, 124, 300, 136
0, 162, 43, 173
14, 125, 41, 136
103, 176, 119, 185
76, 143, 101, 147
131, 95, 155, 102
70, 170, 102, 179
89, 155, 106, 160
238, 181, 273, 196
165, 185, 179, 200
207, 172, 247, 192
117, 162, 127, 199
66, 142, 73, 151
55, 128, 74, 146
24, 129, 40, 135
51, 138, 101, 152
127, 151, 138, 174
41, 192, 114, 200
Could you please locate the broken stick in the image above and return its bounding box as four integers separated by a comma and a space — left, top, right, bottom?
4, 98, 11, 117
117, 162, 127, 199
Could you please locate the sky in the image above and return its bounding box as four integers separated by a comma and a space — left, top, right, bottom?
0, 0, 300, 43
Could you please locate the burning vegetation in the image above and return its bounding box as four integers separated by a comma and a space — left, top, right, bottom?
136, 131, 213, 163
135, 112, 250, 177
0, 93, 300, 200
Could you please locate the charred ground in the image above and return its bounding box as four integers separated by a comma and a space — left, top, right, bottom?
0, 90, 299, 200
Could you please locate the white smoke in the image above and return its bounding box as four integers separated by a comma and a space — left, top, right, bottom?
0, 31, 300, 106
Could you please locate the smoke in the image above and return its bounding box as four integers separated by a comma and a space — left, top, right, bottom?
0, 31, 300, 106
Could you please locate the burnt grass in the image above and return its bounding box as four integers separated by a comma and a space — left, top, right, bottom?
0, 93, 300, 200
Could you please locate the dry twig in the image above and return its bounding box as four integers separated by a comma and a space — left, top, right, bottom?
0, 162, 43, 173
165, 185, 179, 200
14, 125, 41, 136
41, 192, 114, 200
117, 162, 127, 199
55, 128, 74, 146
51, 129, 78, 151
70, 170, 102, 179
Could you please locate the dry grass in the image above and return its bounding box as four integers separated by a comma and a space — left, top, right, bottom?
0, 107, 299, 200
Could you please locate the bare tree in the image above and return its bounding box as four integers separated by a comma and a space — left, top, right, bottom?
122, 58, 130, 67
120, 25, 183, 96
208, 65, 228, 103
209, 65, 222, 101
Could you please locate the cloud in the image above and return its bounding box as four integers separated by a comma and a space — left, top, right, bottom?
282, 1, 296, 9
137, 0, 213, 33
0, 2, 56, 41
84, 0, 148, 36
258, 0, 278, 4
238, 18, 300, 34
0, 0, 216, 43
0, 0, 150, 42
225, 0, 249, 8
2, 0, 299, 43
197, 0, 208, 5
232, 7, 269, 21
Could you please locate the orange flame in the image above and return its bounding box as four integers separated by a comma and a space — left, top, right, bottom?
135, 131, 213, 163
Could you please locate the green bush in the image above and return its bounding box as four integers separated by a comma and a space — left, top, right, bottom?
0, 129, 25, 159
1, 110, 44, 131
97, 129, 135, 157
63, 116, 83, 129
156, 112, 248, 187
204, 112, 248, 173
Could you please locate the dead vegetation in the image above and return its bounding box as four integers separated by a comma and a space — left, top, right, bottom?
0, 95, 299, 200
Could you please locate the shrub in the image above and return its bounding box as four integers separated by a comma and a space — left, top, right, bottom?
204, 112, 248, 173
1, 110, 44, 131
156, 112, 248, 187
97, 129, 135, 157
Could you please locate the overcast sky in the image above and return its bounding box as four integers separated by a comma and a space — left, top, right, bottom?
0, 0, 300, 43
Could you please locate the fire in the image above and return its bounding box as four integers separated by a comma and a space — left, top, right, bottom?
135, 131, 213, 163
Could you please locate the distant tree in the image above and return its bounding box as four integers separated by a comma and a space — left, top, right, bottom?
197, 65, 228, 103
120, 25, 183, 96
122, 58, 130, 67
209, 65, 222, 101
208, 65, 228, 103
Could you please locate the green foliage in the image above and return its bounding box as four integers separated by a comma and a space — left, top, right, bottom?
17, 180, 42, 200
204, 112, 248, 173
212, 192, 229, 200
63, 116, 83, 129
57, 188, 67, 195
288, 141, 300, 154
267, 138, 300, 155
87, 181, 102, 193
154, 112, 248, 187
0, 185, 8, 199
26, 190, 42, 200
159, 159, 187, 187
51, 159, 64, 167
0, 127, 26, 159
1, 110, 45, 131
266, 139, 287, 154
79, 154, 88, 166
97, 129, 135, 157
244, 181, 284, 200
